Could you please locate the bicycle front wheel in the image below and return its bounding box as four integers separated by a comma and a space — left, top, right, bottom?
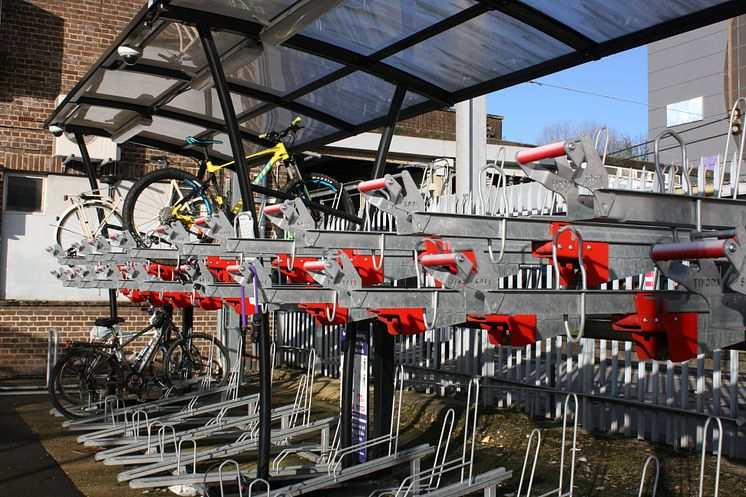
163, 333, 230, 393
56, 201, 124, 249
123, 168, 215, 248
48, 347, 123, 419
283, 172, 355, 230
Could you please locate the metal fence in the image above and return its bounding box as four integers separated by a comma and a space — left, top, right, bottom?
273, 154, 746, 458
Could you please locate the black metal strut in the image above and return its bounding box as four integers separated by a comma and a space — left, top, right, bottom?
198, 23, 272, 481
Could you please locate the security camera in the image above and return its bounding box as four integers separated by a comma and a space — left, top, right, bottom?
49, 125, 64, 137
117, 45, 141, 66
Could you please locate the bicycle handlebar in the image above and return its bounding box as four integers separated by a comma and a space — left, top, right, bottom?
258, 117, 304, 143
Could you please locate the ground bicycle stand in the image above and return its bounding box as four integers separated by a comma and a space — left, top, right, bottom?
48, 135, 746, 495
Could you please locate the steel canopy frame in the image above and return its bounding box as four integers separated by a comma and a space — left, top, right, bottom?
44, 1, 746, 164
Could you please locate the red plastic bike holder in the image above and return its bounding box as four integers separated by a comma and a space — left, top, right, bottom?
516, 141, 566, 164
120, 289, 149, 304
611, 293, 698, 362
194, 295, 223, 311
273, 254, 318, 284
532, 222, 609, 286
369, 308, 426, 335
223, 298, 257, 315
466, 314, 537, 347
205, 256, 240, 283
650, 239, 731, 261
299, 303, 349, 326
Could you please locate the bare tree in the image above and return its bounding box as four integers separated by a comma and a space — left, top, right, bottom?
536, 120, 649, 159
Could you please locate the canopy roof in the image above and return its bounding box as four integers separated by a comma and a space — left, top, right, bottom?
46, 0, 746, 162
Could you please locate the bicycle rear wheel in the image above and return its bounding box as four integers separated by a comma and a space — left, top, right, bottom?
283, 172, 355, 229
163, 333, 230, 393
56, 201, 124, 249
48, 347, 123, 419
122, 168, 216, 248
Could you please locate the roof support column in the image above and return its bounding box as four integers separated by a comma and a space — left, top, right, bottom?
198, 24, 272, 481
74, 132, 118, 320
371, 85, 407, 179
456, 96, 487, 210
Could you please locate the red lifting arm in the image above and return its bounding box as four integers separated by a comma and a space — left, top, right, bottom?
650, 239, 732, 261
420, 253, 461, 268
303, 260, 327, 272
263, 204, 283, 215
358, 177, 388, 193
515, 141, 566, 164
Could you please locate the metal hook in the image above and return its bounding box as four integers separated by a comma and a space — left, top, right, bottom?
287, 239, 296, 270
422, 291, 439, 330
551, 226, 586, 343
654, 128, 690, 194
718, 98, 746, 198
595, 126, 610, 165
372, 233, 385, 271
325, 291, 338, 322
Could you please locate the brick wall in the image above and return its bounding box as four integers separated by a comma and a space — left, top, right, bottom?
397, 108, 503, 144
0, 300, 219, 378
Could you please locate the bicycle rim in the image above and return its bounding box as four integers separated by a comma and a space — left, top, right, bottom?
164, 333, 230, 393
56, 201, 124, 249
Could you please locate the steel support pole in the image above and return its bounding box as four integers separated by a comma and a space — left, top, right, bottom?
74, 132, 118, 319
455, 96, 487, 202
181, 305, 194, 333
198, 24, 271, 480
371, 85, 407, 180
340, 321, 357, 468
372, 321, 395, 453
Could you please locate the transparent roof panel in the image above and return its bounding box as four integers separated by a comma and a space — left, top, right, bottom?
522, 0, 728, 43
169, 0, 295, 24
141, 24, 244, 73
300, 0, 475, 56
75, 106, 138, 130
241, 108, 337, 145
166, 88, 261, 121
85, 69, 180, 106
228, 44, 343, 95
383, 10, 573, 92
147, 116, 206, 142
298, 72, 397, 125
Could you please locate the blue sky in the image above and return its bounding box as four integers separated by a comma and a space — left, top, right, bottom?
488, 46, 648, 145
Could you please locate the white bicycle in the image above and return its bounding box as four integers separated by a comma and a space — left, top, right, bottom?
54, 173, 125, 250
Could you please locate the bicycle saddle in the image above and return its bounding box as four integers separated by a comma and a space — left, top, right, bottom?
98, 174, 120, 185
94, 316, 125, 327
185, 136, 223, 146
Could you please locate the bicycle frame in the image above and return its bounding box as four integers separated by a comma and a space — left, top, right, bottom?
55, 187, 123, 241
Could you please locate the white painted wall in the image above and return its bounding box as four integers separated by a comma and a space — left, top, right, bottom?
1, 174, 132, 301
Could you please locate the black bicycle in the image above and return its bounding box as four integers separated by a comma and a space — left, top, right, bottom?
48, 304, 230, 419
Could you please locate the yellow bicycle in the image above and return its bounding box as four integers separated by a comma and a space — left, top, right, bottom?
122, 118, 355, 247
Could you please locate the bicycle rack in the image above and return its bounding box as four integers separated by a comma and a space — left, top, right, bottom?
537, 393, 579, 497
698, 416, 723, 497
637, 455, 660, 497
517, 429, 542, 497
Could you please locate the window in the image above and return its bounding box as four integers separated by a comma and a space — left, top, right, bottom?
666, 96, 703, 127
4, 175, 44, 213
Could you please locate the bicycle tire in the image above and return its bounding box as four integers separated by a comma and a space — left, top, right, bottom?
48, 347, 123, 419
163, 333, 231, 393
283, 172, 355, 229
123, 168, 216, 248
55, 200, 124, 249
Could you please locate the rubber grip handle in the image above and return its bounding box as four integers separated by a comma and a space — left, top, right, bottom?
650, 239, 731, 261
358, 177, 388, 193
516, 141, 567, 164
154, 226, 166, 234
193, 217, 208, 226
420, 253, 461, 268
303, 260, 327, 272
225, 265, 243, 274
264, 204, 283, 215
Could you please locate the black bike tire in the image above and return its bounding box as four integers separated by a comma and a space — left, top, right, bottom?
163, 333, 231, 392
283, 171, 355, 226
56, 201, 125, 248
48, 348, 123, 419
122, 167, 215, 248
